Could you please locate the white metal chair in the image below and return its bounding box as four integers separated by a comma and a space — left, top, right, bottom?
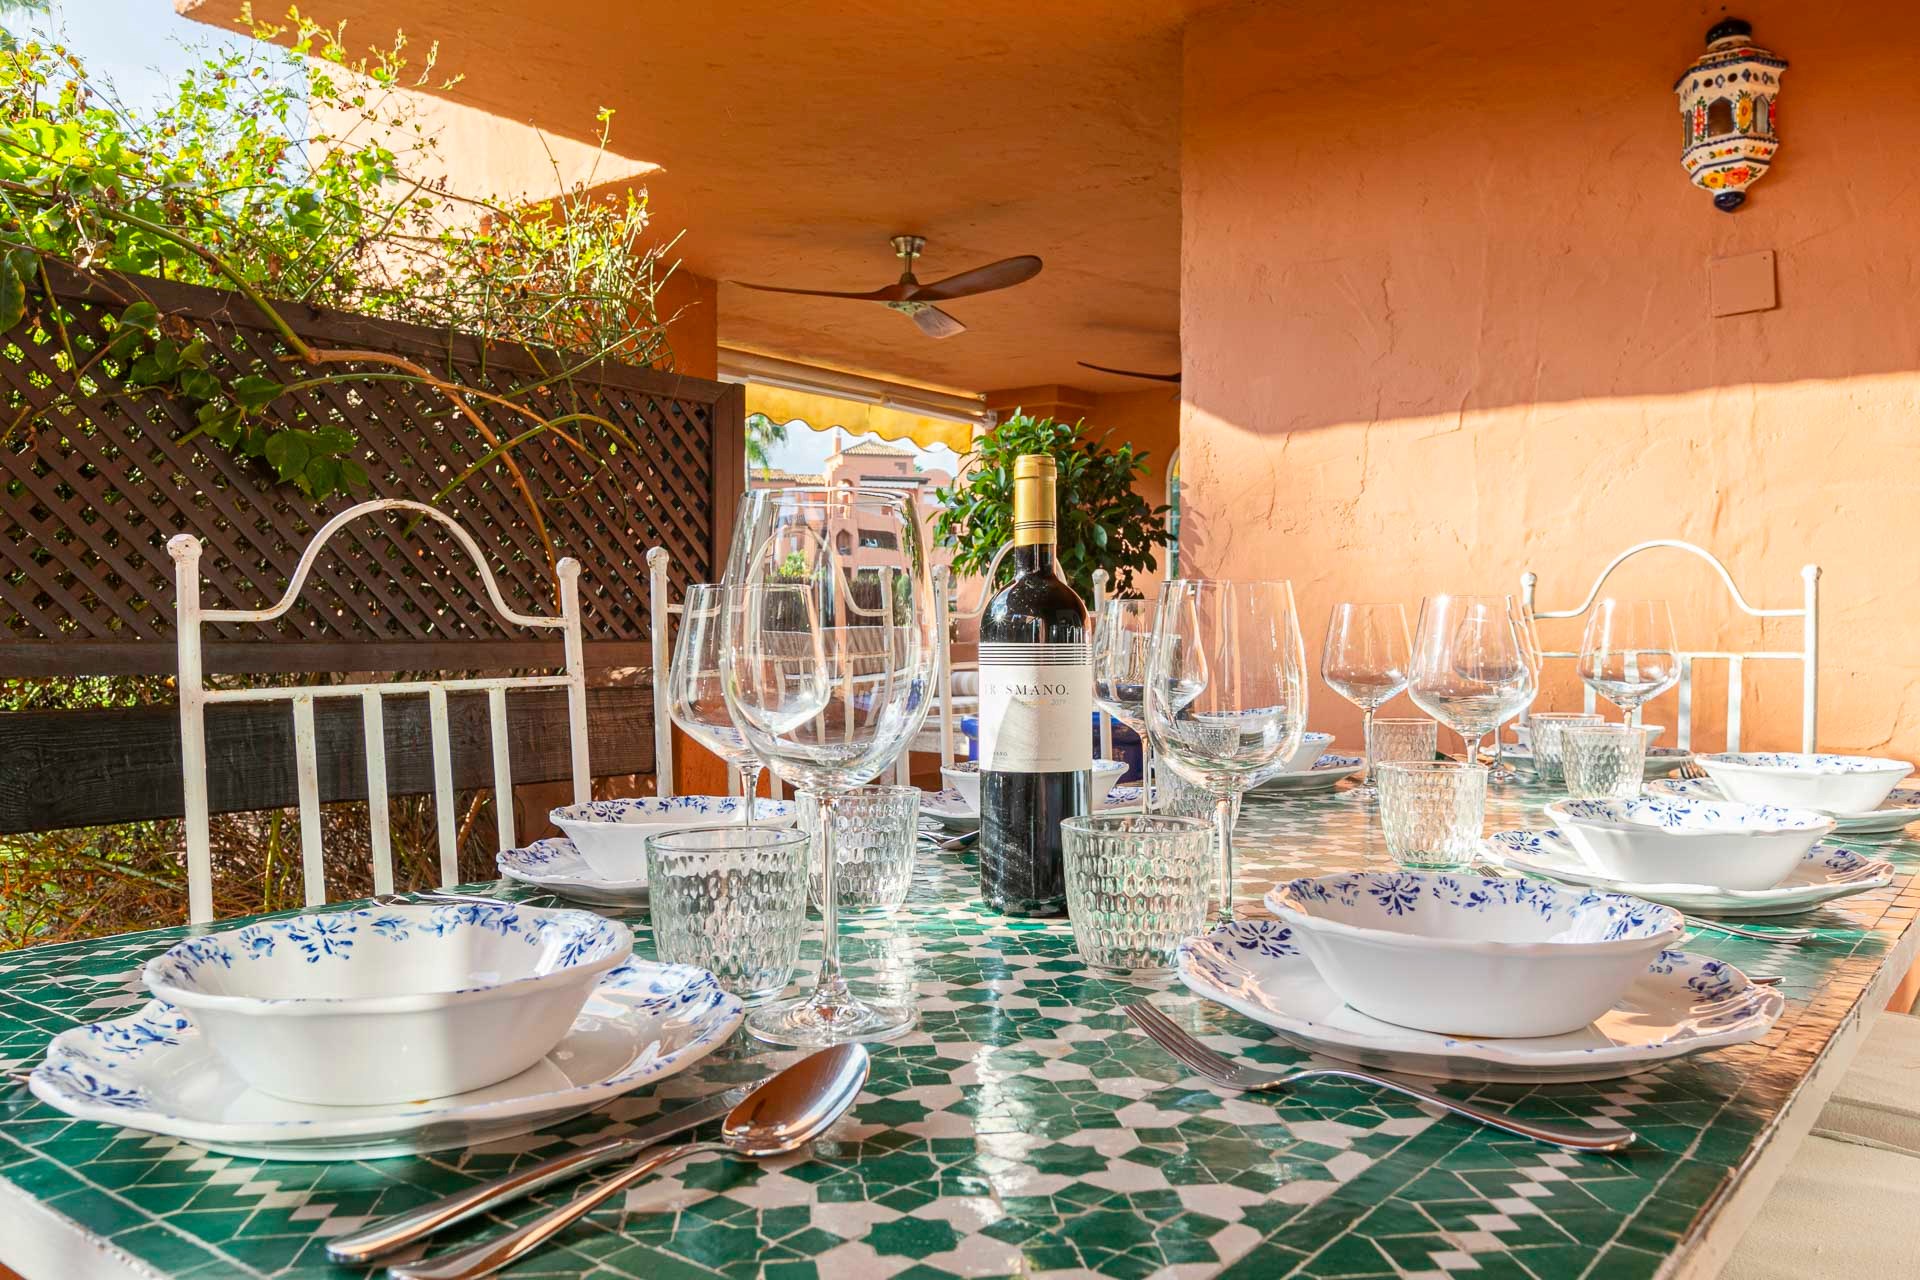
1520, 539, 1819, 752
169, 499, 590, 924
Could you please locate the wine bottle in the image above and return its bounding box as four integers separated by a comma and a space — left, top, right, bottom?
978, 453, 1093, 917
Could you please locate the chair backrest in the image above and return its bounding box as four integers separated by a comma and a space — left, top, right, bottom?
1520, 539, 1819, 753
170, 499, 590, 924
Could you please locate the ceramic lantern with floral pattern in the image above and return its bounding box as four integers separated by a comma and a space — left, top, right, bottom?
1675, 18, 1787, 211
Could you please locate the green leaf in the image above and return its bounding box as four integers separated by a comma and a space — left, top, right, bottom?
339, 459, 370, 489
230, 374, 284, 411
175, 369, 220, 400
0, 256, 25, 333
262, 431, 310, 479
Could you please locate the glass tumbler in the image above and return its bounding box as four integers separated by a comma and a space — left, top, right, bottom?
1062, 814, 1213, 975
800, 785, 919, 918
1527, 712, 1603, 784
1561, 725, 1646, 799
646, 825, 809, 1001
1375, 762, 1488, 869
1368, 718, 1439, 768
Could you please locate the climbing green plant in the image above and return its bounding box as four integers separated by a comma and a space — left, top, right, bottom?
934, 410, 1170, 602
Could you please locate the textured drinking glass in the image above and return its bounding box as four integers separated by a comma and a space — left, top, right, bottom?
1527, 712, 1604, 784
1562, 724, 1647, 799
1375, 762, 1488, 869
1367, 717, 1438, 767
1062, 814, 1212, 975
800, 785, 919, 918
645, 825, 810, 1002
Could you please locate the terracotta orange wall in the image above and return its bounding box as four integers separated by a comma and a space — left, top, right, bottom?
1181, 0, 1920, 759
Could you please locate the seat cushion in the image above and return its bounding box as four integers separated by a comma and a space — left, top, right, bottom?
1815, 1011, 1920, 1156
1721, 1134, 1920, 1278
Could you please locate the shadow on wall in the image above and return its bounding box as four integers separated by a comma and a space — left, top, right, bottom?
1176, 0, 1920, 758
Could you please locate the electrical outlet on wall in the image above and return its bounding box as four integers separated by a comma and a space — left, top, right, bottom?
1709, 250, 1777, 317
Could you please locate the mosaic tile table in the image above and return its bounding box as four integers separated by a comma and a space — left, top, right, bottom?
2, 779, 1917, 1280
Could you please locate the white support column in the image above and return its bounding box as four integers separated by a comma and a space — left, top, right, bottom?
1725, 656, 1745, 752
488, 686, 515, 852
1092, 569, 1112, 763
362, 690, 393, 896
646, 547, 675, 798
933, 565, 954, 765
167, 535, 215, 925
1802, 564, 1821, 751
557, 556, 590, 805
428, 685, 458, 888
291, 695, 324, 907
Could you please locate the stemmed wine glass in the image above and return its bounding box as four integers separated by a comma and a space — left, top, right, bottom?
720, 488, 935, 1047
1093, 596, 1158, 808
1579, 598, 1680, 720
1145, 580, 1307, 925
667, 583, 764, 824
1488, 600, 1544, 783
1407, 594, 1535, 764
1320, 602, 1410, 793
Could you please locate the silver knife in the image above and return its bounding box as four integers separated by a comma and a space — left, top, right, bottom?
325, 1082, 761, 1265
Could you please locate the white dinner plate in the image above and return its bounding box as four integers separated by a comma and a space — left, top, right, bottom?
1176, 921, 1781, 1082
1251, 753, 1365, 795
1502, 744, 1695, 781
29, 960, 742, 1160
499, 837, 649, 906
1647, 776, 1920, 836
1484, 829, 1895, 917
920, 784, 1138, 831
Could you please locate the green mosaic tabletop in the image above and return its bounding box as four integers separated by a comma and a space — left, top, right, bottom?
3, 780, 1918, 1280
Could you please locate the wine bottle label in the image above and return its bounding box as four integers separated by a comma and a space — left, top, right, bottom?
978, 641, 1093, 772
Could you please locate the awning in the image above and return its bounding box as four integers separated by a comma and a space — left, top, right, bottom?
745, 385, 977, 453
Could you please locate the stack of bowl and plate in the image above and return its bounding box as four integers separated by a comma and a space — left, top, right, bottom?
496, 795, 799, 905
1486, 752, 1908, 916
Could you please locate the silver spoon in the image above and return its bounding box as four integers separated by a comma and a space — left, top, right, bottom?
390, 1042, 870, 1280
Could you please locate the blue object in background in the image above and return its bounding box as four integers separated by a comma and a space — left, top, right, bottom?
957, 713, 1142, 783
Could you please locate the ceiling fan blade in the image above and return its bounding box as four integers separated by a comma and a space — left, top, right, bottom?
910, 255, 1043, 301
1077, 360, 1180, 383
733, 280, 915, 302
910, 306, 967, 339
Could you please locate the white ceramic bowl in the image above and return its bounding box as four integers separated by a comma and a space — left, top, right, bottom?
143, 902, 632, 1106
1697, 753, 1914, 815
1545, 797, 1834, 892
1279, 732, 1337, 774
550, 796, 798, 880
1264, 872, 1682, 1038
941, 758, 1126, 810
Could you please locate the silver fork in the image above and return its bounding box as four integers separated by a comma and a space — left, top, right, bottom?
1124, 1002, 1635, 1152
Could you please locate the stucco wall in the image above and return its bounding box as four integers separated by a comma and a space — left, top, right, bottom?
1180, 0, 1920, 757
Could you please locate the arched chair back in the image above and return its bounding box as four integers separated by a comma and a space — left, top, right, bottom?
170, 499, 589, 924
1520, 539, 1819, 752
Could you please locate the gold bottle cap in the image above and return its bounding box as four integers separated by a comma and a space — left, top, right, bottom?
1011, 454, 1057, 546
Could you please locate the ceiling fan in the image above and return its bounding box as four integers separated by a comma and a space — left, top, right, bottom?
734, 235, 1042, 339
1077, 360, 1180, 384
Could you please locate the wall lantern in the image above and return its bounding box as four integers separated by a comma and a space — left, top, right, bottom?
1675, 18, 1787, 211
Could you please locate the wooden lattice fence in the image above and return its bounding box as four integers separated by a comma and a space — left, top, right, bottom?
0, 264, 744, 833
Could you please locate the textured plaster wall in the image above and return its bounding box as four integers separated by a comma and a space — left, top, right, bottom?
1180, 0, 1920, 758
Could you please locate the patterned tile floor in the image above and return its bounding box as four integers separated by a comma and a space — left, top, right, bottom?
2, 779, 1917, 1279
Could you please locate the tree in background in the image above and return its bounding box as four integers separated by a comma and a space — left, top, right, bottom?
746, 412, 788, 477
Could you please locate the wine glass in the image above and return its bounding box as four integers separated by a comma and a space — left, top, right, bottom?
1093, 596, 1158, 807
1407, 594, 1535, 765
1488, 599, 1544, 783
1145, 579, 1307, 925
667, 584, 764, 824
1320, 602, 1410, 793
1579, 599, 1680, 719
720, 487, 935, 1047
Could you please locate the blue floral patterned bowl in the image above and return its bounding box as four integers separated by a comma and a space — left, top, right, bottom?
1264, 872, 1682, 1038
550, 796, 798, 880
1545, 796, 1835, 892
142, 902, 632, 1107
1698, 752, 1914, 814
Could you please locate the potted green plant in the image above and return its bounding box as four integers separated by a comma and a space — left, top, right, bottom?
933, 410, 1171, 602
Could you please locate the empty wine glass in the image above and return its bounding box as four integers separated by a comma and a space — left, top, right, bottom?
1320, 602, 1410, 793
1145, 579, 1307, 925
1093, 596, 1158, 805
667, 584, 763, 824
1407, 594, 1535, 765
1579, 599, 1680, 719
720, 487, 935, 1047
1488, 600, 1544, 784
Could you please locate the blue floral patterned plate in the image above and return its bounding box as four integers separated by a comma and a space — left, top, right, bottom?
499, 836, 648, 906
1485, 828, 1895, 917
1251, 753, 1366, 795
1176, 921, 1781, 1083
28, 960, 741, 1160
